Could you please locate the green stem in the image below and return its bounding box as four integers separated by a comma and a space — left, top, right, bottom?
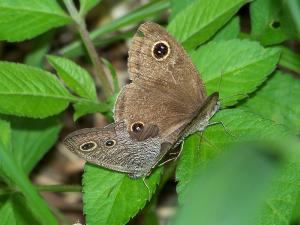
37, 184, 82, 193
0, 184, 82, 195
63, 0, 113, 99
279, 46, 300, 74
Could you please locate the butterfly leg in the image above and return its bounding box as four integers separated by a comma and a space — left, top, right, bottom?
158, 144, 184, 167
142, 177, 151, 201
207, 121, 236, 138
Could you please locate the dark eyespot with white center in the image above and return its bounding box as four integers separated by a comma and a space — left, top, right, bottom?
105, 140, 116, 147
80, 141, 97, 151
131, 122, 144, 133
151, 41, 170, 61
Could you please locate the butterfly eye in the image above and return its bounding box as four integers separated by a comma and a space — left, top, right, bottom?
152, 41, 170, 60
105, 140, 116, 147
131, 122, 144, 133
80, 141, 97, 151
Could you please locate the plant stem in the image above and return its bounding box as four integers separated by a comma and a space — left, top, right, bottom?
63, 0, 113, 99
279, 46, 300, 74
0, 184, 82, 195
36, 184, 82, 193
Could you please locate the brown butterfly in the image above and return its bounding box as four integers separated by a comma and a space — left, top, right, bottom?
64, 22, 219, 179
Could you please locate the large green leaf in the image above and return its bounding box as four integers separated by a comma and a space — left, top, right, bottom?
83, 164, 162, 225
174, 143, 281, 225
0, 62, 75, 118
0, 0, 70, 42
240, 72, 300, 134
168, 0, 251, 49
0, 119, 59, 225
47, 55, 97, 100
191, 39, 281, 106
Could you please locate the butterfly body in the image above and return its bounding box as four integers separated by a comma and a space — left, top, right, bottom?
64, 22, 219, 178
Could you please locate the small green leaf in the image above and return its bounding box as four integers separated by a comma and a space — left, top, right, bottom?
240, 72, 300, 134
0, 62, 75, 118
79, 0, 102, 16
0, 119, 59, 225
48, 55, 97, 100
212, 16, 240, 41
83, 164, 162, 225
168, 0, 251, 49
0, 194, 38, 225
169, 0, 195, 20
0, 0, 71, 42
250, 0, 288, 45
1, 116, 62, 174
191, 39, 281, 106
73, 101, 110, 121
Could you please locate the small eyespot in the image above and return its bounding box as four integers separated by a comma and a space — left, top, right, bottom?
80, 141, 97, 151
131, 122, 144, 133
105, 140, 116, 147
151, 41, 170, 61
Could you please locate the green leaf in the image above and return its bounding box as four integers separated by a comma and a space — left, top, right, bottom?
83, 164, 162, 225
169, 0, 195, 20
0, 62, 75, 118
250, 0, 288, 45
212, 16, 240, 41
167, 0, 251, 49
3, 116, 62, 174
47, 55, 97, 100
0, 119, 59, 225
0, 194, 38, 225
24, 32, 54, 68
191, 39, 281, 106
61, 0, 170, 58
0, 0, 71, 42
240, 72, 300, 134
79, 0, 102, 16
174, 144, 281, 225
73, 101, 110, 121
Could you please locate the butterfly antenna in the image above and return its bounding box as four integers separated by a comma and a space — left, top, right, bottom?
207, 121, 236, 138
217, 69, 224, 94
143, 177, 151, 201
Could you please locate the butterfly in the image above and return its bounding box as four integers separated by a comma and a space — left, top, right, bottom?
64, 22, 219, 179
